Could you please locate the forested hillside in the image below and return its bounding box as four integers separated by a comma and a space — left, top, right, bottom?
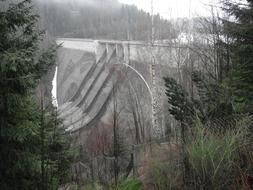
35, 0, 176, 41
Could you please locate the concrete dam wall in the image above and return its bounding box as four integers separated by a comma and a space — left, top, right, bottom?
56, 38, 181, 139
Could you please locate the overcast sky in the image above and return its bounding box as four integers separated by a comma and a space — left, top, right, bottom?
118, 0, 219, 18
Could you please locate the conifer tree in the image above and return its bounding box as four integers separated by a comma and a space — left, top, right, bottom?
223, 0, 253, 113
0, 1, 72, 189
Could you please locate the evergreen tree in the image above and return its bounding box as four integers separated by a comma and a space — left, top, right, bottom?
223, 0, 253, 113
39, 106, 73, 190
0, 1, 72, 189
192, 71, 233, 119
164, 77, 195, 124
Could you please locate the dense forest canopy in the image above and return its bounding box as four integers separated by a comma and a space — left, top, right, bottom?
35, 0, 177, 41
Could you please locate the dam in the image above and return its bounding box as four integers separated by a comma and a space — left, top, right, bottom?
56, 38, 186, 142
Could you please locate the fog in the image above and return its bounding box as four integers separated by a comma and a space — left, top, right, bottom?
35, 0, 120, 9
119, 0, 220, 18
35, 0, 219, 19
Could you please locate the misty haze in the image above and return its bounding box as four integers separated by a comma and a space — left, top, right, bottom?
1, 0, 253, 189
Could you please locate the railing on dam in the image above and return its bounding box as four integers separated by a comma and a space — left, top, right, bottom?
57, 37, 189, 49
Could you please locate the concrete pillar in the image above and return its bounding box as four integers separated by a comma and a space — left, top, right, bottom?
123, 43, 130, 64
94, 41, 105, 63
106, 43, 116, 62
115, 44, 119, 63
116, 44, 124, 63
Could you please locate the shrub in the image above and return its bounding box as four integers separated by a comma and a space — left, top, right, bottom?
151, 161, 182, 190
118, 177, 143, 190
186, 116, 253, 189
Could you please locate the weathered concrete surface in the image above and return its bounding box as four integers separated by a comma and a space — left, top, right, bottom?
56, 38, 181, 138
57, 38, 95, 53
57, 48, 96, 105
57, 40, 121, 133
56, 38, 183, 67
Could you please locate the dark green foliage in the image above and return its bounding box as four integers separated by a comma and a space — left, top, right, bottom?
0, 1, 44, 188
118, 177, 143, 190
164, 72, 234, 126
0, 0, 57, 95
40, 108, 73, 190
192, 70, 233, 119
0, 96, 41, 190
0, 1, 72, 189
163, 1, 253, 189
223, 0, 253, 113
164, 77, 195, 124
164, 71, 253, 189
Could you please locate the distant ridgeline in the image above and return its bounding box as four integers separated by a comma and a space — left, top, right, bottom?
35, 0, 177, 41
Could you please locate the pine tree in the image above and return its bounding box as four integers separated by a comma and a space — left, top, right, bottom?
164, 77, 195, 124
39, 106, 73, 190
223, 0, 253, 113
0, 1, 72, 189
